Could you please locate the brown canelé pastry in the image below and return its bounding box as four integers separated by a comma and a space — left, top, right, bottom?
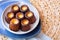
20, 5, 29, 12
12, 5, 20, 13
25, 11, 36, 24
16, 12, 24, 20
21, 19, 31, 31
5, 12, 14, 24
9, 18, 20, 31
21, 25, 31, 31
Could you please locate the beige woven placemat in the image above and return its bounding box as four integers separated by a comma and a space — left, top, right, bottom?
29, 0, 60, 40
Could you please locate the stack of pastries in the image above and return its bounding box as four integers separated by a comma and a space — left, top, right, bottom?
5, 4, 36, 32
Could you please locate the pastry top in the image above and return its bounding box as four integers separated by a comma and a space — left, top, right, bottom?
7, 12, 14, 18
12, 5, 19, 11
21, 19, 29, 26
21, 5, 28, 11
10, 18, 19, 24
16, 12, 24, 19
25, 11, 33, 18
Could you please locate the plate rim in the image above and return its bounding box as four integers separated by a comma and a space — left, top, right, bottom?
1, 0, 40, 34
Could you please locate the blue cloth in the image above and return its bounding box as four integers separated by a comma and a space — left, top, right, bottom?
7, 32, 52, 40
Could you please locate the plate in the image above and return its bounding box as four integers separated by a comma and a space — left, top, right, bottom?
1, 0, 39, 34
